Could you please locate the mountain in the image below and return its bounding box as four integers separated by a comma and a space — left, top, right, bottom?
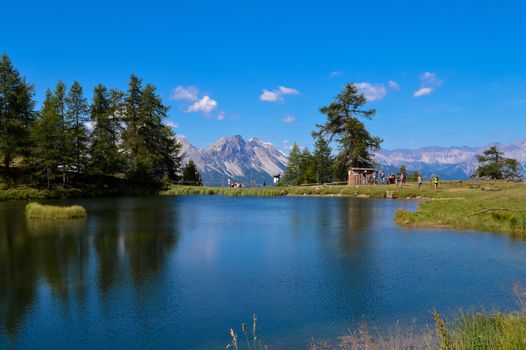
374, 140, 526, 179
178, 135, 287, 185
178, 136, 526, 185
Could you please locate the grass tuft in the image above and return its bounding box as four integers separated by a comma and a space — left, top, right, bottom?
25, 202, 87, 219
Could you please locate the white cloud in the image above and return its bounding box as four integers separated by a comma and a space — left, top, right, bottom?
166, 121, 179, 128
260, 85, 300, 102
329, 71, 343, 78
413, 87, 433, 97
217, 111, 225, 121
421, 72, 442, 86
171, 86, 198, 101
412, 72, 442, 97
278, 86, 300, 95
186, 96, 218, 113
388, 80, 400, 91
260, 89, 282, 102
355, 82, 387, 102
282, 115, 295, 123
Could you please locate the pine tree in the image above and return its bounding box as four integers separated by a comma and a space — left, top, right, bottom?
300, 147, 317, 184
31, 90, 62, 189
315, 83, 382, 181
122, 76, 181, 180
122, 75, 145, 177
312, 135, 333, 183
284, 144, 303, 185
65, 81, 89, 174
53, 81, 70, 184
475, 146, 521, 180
0, 53, 35, 176
182, 159, 202, 185
89, 84, 122, 175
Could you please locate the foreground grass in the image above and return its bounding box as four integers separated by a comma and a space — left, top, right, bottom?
25, 202, 87, 219
309, 309, 526, 350
227, 310, 526, 350
230, 288, 526, 350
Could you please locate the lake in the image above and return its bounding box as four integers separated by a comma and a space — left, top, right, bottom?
1, 196, 526, 349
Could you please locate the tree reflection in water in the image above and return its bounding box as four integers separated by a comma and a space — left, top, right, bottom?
0, 198, 180, 339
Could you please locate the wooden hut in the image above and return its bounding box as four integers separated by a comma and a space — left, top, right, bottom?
348, 167, 376, 186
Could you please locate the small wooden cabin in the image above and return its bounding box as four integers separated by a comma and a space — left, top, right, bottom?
348, 167, 376, 186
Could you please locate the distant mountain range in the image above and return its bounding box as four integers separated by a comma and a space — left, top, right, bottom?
375, 140, 526, 179
179, 136, 526, 185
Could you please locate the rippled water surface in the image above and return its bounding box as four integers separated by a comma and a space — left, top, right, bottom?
1, 196, 526, 349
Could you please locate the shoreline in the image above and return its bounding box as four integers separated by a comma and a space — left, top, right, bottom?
2, 180, 525, 237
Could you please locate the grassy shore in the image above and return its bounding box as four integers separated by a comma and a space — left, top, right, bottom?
160, 181, 456, 198
394, 181, 526, 238
3, 177, 525, 236
0, 175, 163, 201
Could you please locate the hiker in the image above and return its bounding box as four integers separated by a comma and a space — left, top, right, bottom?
433, 175, 439, 191
380, 171, 385, 185
417, 175, 423, 191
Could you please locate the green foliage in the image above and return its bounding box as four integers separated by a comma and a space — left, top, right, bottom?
283, 144, 318, 185
475, 146, 521, 180
399, 164, 407, 175
284, 144, 302, 185
66, 81, 89, 173
315, 83, 382, 180
0, 53, 35, 174
122, 76, 181, 180
31, 89, 63, 188
89, 85, 124, 175
312, 135, 333, 183
181, 159, 202, 185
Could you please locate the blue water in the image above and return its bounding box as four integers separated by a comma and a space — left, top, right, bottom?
1, 196, 526, 349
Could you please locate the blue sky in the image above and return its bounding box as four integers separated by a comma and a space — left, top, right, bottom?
3, 0, 526, 151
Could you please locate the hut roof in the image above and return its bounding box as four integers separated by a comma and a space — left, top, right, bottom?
349, 167, 376, 171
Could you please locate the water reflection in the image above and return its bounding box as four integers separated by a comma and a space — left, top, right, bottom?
0, 198, 180, 339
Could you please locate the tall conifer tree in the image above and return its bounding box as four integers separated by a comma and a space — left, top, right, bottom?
0, 53, 35, 175
66, 81, 89, 174
89, 84, 122, 175
312, 135, 333, 183
31, 90, 62, 188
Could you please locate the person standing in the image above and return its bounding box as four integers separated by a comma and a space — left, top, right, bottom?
433, 175, 439, 191
417, 175, 423, 191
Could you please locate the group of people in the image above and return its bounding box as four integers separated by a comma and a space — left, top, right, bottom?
363, 170, 406, 186
227, 179, 245, 188
362, 170, 440, 191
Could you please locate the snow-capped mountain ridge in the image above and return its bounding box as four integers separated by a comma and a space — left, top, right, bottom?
178, 135, 287, 185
